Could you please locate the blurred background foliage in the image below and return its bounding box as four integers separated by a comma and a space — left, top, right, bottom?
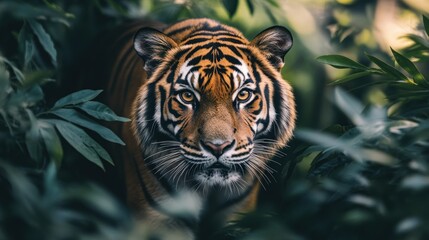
1, 0, 429, 239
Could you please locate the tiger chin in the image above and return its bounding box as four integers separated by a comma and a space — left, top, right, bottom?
102, 18, 296, 239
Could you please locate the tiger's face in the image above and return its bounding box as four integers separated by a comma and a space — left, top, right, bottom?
132, 20, 295, 195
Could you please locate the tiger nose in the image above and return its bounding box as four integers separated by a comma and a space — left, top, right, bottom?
201, 140, 234, 158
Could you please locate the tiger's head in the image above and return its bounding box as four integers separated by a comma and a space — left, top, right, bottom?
132, 19, 295, 196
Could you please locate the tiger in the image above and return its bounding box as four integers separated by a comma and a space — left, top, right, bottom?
96, 18, 296, 239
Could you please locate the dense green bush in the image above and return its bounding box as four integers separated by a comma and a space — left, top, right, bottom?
1, 0, 428, 239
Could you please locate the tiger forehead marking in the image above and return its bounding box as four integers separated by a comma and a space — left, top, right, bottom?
131, 19, 295, 217
178, 57, 251, 96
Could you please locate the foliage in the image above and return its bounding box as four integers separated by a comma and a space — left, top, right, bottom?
1, 0, 429, 240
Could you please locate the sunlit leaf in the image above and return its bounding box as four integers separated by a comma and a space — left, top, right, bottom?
77, 101, 129, 122
53, 89, 102, 108
391, 48, 428, 86
51, 108, 125, 145
317, 55, 368, 70
403, 34, 429, 50
366, 54, 407, 80
28, 20, 57, 67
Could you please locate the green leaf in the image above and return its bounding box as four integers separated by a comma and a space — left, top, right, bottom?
23, 39, 35, 70
246, 0, 254, 15
51, 108, 125, 145
28, 20, 57, 67
329, 71, 373, 85
334, 88, 365, 126
222, 0, 239, 18
366, 54, 407, 80
391, 48, 428, 85
317, 55, 368, 70
77, 101, 129, 122
403, 34, 429, 50
49, 119, 111, 170
0, 62, 11, 106
39, 120, 63, 168
423, 15, 429, 37
0, 56, 25, 82
266, 0, 280, 8
53, 89, 103, 108
25, 110, 44, 162
263, 5, 277, 24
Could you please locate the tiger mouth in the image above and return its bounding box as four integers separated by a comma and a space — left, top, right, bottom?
193, 161, 245, 186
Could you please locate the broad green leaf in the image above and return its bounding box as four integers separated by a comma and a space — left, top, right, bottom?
334, 88, 365, 126
391, 48, 428, 85
423, 15, 429, 37
329, 71, 373, 85
39, 120, 63, 167
53, 89, 103, 108
51, 108, 125, 145
222, 0, 239, 17
366, 54, 407, 80
317, 55, 368, 70
49, 119, 105, 170
77, 101, 129, 122
28, 20, 57, 67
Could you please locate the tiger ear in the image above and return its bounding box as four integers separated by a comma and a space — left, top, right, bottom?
251, 26, 293, 70
134, 27, 178, 75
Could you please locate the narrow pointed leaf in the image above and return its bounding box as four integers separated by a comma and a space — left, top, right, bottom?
25, 111, 43, 161
329, 71, 373, 85
77, 101, 129, 122
28, 20, 57, 66
366, 54, 407, 80
317, 55, 368, 70
334, 88, 365, 126
49, 119, 105, 170
51, 108, 125, 145
53, 89, 102, 108
246, 0, 254, 15
39, 121, 63, 167
391, 48, 428, 85
423, 15, 429, 37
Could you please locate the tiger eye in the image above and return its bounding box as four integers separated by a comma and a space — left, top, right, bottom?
180, 91, 194, 103
237, 89, 251, 102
